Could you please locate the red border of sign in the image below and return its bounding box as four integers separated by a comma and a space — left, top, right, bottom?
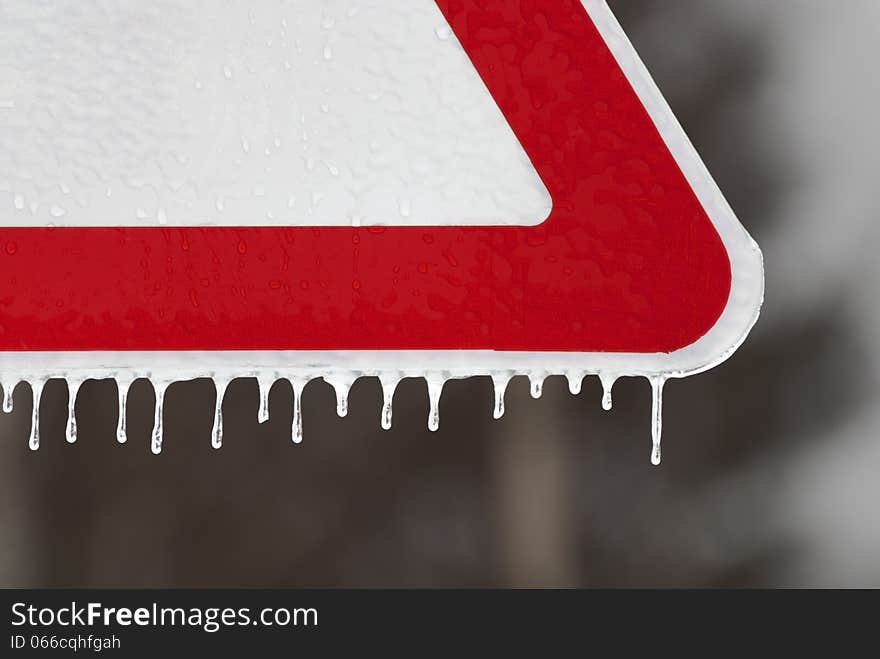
0, 0, 753, 360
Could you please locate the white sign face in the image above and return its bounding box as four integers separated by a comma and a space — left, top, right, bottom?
0, 0, 550, 227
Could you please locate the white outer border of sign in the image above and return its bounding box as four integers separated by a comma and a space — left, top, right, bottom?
0, 0, 764, 387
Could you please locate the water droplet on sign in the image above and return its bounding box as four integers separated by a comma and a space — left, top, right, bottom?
398, 198, 411, 217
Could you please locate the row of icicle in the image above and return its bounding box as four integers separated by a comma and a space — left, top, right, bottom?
0, 373, 666, 464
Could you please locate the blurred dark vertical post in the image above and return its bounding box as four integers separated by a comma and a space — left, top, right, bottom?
491, 382, 579, 587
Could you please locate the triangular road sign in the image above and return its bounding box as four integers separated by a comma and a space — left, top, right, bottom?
0, 0, 763, 460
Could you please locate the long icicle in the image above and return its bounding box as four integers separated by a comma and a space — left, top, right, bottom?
212, 378, 230, 449
29, 380, 44, 451
151, 380, 170, 455
650, 376, 666, 466
567, 372, 584, 396
65, 378, 82, 444
116, 378, 131, 443
291, 378, 303, 444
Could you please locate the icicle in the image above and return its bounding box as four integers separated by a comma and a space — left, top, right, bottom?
427, 377, 443, 432
650, 376, 665, 466
599, 373, 617, 412
116, 378, 131, 443
491, 374, 510, 420
379, 376, 398, 430
65, 378, 82, 444
2, 380, 15, 413
211, 378, 230, 449
151, 380, 170, 455
29, 380, 44, 451
290, 378, 304, 444
257, 376, 273, 424
566, 372, 584, 395
328, 378, 351, 418
530, 374, 545, 399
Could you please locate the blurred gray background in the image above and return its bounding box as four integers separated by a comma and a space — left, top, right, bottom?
2, 0, 878, 587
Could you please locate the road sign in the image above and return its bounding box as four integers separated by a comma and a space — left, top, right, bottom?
0, 0, 763, 461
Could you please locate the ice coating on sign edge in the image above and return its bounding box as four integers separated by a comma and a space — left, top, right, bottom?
2, 371, 664, 465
